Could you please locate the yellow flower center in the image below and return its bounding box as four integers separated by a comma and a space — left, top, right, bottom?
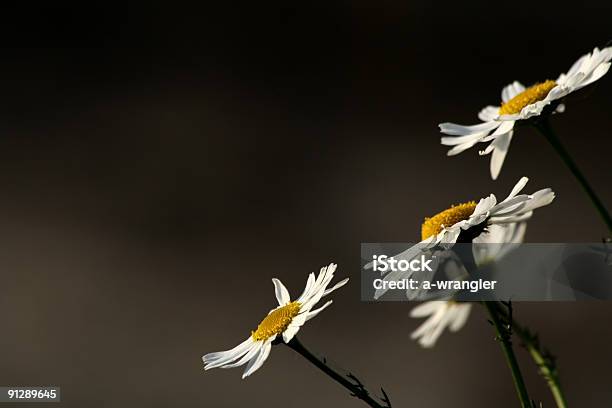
421, 201, 477, 240
499, 80, 557, 115
251, 301, 301, 341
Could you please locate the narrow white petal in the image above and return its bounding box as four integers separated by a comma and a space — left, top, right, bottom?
504, 177, 529, 201
472, 194, 497, 218
565, 52, 590, 78
323, 278, 349, 296
411, 311, 442, 340
282, 324, 301, 343
203, 337, 253, 365
489, 131, 513, 180
204, 337, 256, 370
419, 312, 453, 347
296, 272, 316, 303
478, 105, 500, 122
410, 301, 442, 317
439, 121, 499, 136
441, 132, 486, 146
304, 300, 333, 322
492, 119, 514, 136
449, 304, 472, 332
299, 263, 341, 311
479, 142, 496, 156
447, 139, 481, 156
220, 341, 263, 369
490, 212, 533, 224
440, 227, 461, 244
242, 341, 272, 379
272, 278, 291, 306
574, 62, 611, 90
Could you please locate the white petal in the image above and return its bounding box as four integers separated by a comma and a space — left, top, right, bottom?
446, 139, 482, 156
220, 341, 263, 369
449, 304, 472, 332
489, 197, 528, 216
489, 130, 513, 180
242, 340, 272, 379
296, 272, 316, 303
472, 194, 497, 218
439, 121, 500, 136
478, 105, 500, 122
323, 278, 349, 296
419, 312, 453, 348
565, 52, 590, 78
503, 177, 529, 201
440, 227, 461, 244
299, 263, 341, 311
492, 119, 514, 136
490, 211, 533, 224
272, 278, 291, 306
441, 132, 487, 146
521, 188, 556, 212
304, 300, 333, 321
410, 301, 442, 317
203, 337, 254, 368
479, 142, 496, 156
282, 314, 306, 343
282, 326, 299, 343
575, 62, 611, 90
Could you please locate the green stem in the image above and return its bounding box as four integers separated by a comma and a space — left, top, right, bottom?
535, 118, 612, 232
521, 338, 567, 408
483, 302, 532, 408
285, 337, 391, 408
495, 304, 568, 408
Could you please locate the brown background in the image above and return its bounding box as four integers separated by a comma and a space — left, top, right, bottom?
0, 2, 610, 407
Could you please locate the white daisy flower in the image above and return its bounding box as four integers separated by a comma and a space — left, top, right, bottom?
439, 46, 612, 179
369, 178, 553, 347
203, 263, 348, 379
370, 177, 554, 300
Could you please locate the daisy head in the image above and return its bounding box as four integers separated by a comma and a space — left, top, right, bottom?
440, 46, 612, 179
203, 263, 348, 379
370, 177, 554, 299
420, 176, 554, 248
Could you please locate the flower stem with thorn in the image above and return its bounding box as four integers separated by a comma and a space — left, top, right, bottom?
483, 301, 532, 408
494, 303, 568, 408
284, 336, 392, 408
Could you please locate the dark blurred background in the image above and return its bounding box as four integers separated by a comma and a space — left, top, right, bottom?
0, 2, 610, 407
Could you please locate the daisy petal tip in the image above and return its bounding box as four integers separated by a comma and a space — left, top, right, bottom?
282, 330, 296, 344
422, 342, 435, 349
